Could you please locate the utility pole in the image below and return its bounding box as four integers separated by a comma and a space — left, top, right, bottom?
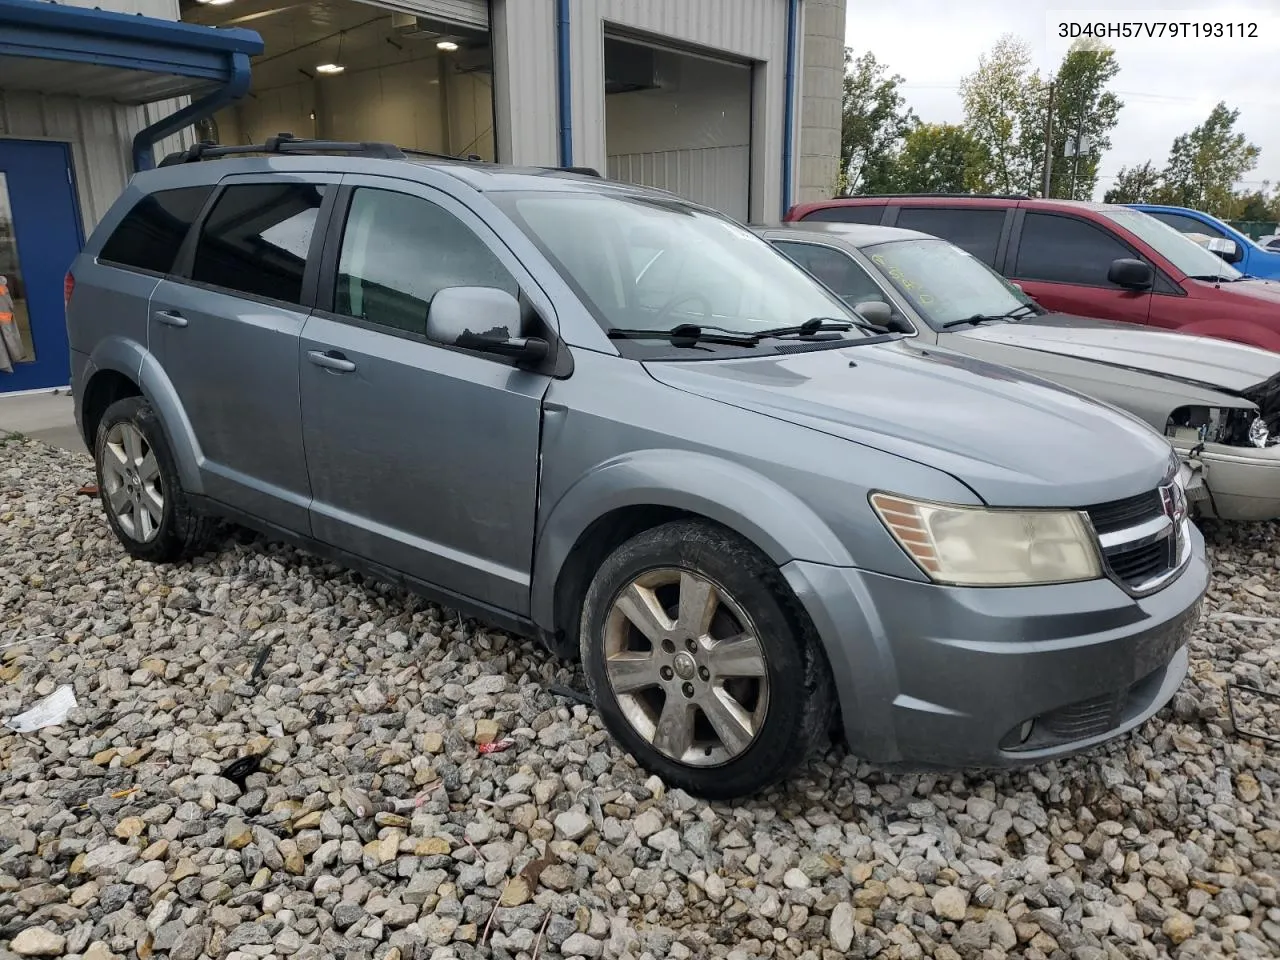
1041, 82, 1055, 198
1069, 108, 1085, 200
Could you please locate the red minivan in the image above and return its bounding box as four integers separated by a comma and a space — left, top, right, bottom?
785, 196, 1280, 352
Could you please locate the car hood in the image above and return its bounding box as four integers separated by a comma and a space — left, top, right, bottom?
953, 314, 1280, 392
643, 340, 1173, 509
1196, 276, 1280, 307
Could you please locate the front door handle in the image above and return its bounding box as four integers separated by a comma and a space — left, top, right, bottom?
307, 350, 357, 373
154, 310, 188, 328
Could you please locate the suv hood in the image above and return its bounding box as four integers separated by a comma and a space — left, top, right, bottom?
954, 314, 1280, 392
644, 340, 1173, 509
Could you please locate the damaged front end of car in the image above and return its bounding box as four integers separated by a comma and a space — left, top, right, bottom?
1163, 371, 1280, 521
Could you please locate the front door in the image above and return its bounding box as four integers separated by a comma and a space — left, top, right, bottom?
1008, 211, 1153, 327
0, 139, 83, 393
300, 178, 549, 615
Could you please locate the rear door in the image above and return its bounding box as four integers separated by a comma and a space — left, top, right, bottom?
1005, 210, 1154, 326
149, 174, 337, 532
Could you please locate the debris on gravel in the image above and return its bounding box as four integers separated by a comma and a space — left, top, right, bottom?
2, 437, 1280, 960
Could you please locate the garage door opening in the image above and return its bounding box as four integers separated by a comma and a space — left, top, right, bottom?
180, 0, 494, 160
604, 36, 752, 221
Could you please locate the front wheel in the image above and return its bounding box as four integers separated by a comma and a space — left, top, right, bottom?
580, 520, 834, 799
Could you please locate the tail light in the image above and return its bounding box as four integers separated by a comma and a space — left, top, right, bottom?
64, 271, 75, 310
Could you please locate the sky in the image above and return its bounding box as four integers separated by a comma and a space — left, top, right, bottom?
844, 0, 1280, 198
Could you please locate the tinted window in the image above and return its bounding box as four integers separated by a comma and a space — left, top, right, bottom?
99, 186, 213, 274
336, 188, 517, 337
1015, 213, 1137, 286
1150, 211, 1227, 239
800, 204, 886, 225
773, 241, 890, 305
894, 207, 1006, 265
191, 183, 325, 304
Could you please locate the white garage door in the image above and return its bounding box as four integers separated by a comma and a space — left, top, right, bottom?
361, 0, 488, 29
605, 38, 752, 222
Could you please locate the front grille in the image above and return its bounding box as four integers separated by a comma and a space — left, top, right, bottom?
1082, 483, 1182, 592
1107, 538, 1176, 586
1085, 490, 1163, 535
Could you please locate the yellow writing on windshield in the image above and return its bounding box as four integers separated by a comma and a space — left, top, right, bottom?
872, 253, 935, 306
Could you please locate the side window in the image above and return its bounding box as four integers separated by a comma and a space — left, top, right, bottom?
190, 183, 325, 304
773, 241, 889, 306
98, 186, 213, 275
894, 207, 1006, 265
1151, 211, 1227, 239
335, 188, 518, 337
800, 204, 886, 225
1014, 213, 1137, 286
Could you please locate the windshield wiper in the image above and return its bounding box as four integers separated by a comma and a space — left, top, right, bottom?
607, 323, 759, 346
940, 303, 1038, 329
607, 315, 895, 348
752, 317, 874, 337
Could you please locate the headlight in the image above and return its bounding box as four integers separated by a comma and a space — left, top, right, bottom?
870, 492, 1103, 587
1249, 416, 1269, 448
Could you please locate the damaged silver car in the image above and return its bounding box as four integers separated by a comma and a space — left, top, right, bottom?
762, 222, 1280, 521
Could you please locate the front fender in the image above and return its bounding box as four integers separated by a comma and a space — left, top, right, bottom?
86, 335, 204, 495
529, 448, 856, 629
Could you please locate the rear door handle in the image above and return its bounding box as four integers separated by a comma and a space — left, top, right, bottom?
154, 310, 187, 328
307, 350, 357, 373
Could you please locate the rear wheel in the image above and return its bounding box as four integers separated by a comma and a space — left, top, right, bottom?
95, 396, 214, 563
580, 520, 834, 799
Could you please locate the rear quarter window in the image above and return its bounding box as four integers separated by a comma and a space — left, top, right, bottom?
98, 186, 214, 275
800, 204, 887, 225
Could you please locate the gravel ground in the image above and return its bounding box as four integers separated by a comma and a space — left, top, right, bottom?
2, 436, 1280, 960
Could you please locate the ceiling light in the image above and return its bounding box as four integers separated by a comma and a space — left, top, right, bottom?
436, 40, 459, 51
315, 63, 345, 75
196, 0, 234, 5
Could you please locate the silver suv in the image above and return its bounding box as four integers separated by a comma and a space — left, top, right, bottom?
66, 137, 1208, 798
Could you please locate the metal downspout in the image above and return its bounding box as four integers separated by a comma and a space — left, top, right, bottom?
781, 0, 800, 218
556, 0, 572, 167
131, 50, 253, 172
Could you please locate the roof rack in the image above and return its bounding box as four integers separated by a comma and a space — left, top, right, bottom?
157, 132, 480, 167
550, 166, 603, 177
841, 192, 1032, 200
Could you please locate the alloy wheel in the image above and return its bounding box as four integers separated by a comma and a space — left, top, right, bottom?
101, 422, 165, 543
602, 567, 769, 766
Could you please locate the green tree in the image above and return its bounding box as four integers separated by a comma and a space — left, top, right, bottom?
883, 123, 981, 193
839, 50, 916, 195
1102, 161, 1163, 204
1230, 185, 1276, 222
959, 35, 1042, 194
1047, 39, 1124, 200
1161, 102, 1260, 216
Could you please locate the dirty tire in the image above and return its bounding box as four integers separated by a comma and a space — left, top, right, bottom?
94, 396, 215, 563
580, 520, 834, 799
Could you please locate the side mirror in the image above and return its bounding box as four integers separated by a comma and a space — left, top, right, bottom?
1207, 237, 1244, 263
852, 299, 893, 327
427, 286, 549, 365
1108, 258, 1154, 290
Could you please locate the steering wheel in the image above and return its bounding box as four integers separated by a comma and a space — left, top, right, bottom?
654, 291, 713, 327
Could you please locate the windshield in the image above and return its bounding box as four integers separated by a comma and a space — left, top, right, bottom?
492, 191, 865, 339
1101, 208, 1243, 280
861, 238, 1038, 329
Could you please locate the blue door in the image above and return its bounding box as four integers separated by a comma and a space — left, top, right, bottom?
0, 139, 83, 393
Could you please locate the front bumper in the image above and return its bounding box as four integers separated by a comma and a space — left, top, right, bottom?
782, 523, 1208, 767
1177, 444, 1280, 521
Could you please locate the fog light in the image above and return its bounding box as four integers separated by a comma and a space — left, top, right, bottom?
1018, 720, 1034, 743
1249, 416, 1269, 448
